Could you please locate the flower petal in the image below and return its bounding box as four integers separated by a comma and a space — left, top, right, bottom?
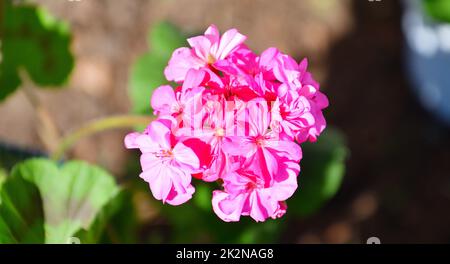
139, 163, 171, 202
212, 191, 246, 222
166, 183, 195, 206
216, 29, 246, 60
187, 35, 211, 61
148, 120, 172, 150
164, 47, 204, 82
124, 132, 141, 149
204, 24, 220, 43
246, 99, 269, 136
265, 138, 302, 162
151, 85, 176, 115
182, 69, 207, 92
172, 141, 200, 172
271, 160, 299, 201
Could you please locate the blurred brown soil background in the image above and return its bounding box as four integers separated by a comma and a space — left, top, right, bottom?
0, 0, 449, 243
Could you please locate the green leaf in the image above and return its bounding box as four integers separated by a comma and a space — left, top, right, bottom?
423, 0, 450, 23
129, 53, 167, 115
128, 21, 185, 115
0, 168, 6, 191
0, 61, 22, 101
0, 158, 120, 243
149, 22, 186, 58
289, 127, 348, 217
0, 1, 74, 101
75, 191, 138, 244
193, 183, 212, 212
0, 171, 45, 243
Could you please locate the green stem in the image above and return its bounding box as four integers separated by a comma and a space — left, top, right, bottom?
51, 115, 152, 161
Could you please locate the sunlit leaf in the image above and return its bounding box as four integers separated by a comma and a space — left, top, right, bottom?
0, 158, 120, 243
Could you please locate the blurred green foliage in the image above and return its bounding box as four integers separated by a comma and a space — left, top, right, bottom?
0, 168, 6, 190
0, 170, 45, 243
0, 158, 130, 243
423, 0, 450, 23
75, 190, 138, 244
289, 128, 347, 216
0, 0, 74, 101
157, 182, 283, 243
129, 22, 186, 115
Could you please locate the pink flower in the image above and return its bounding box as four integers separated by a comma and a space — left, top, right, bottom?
191, 98, 236, 182
126, 24, 330, 221
215, 47, 280, 98
223, 98, 302, 180
270, 91, 315, 141
151, 83, 204, 118
124, 120, 199, 205
295, 84, 329, 143
269, 56, 329, 142
164, 24, 247, 82
212, 159, 299, 222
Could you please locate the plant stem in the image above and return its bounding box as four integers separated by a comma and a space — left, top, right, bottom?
51, 115, 152, 161
20, 69, 62, 153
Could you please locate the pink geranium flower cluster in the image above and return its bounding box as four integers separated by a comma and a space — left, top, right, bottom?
125, 25, 329, 222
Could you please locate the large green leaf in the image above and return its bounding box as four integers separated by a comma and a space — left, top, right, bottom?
289, 127, 348, 217
129, 22, 186, 115
0, 1, 74, 101
0, 172, 45, 243
75, 191, 138, 244
0, 158, 120, 243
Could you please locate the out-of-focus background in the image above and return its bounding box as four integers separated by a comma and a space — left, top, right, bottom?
1, 0, 449, 243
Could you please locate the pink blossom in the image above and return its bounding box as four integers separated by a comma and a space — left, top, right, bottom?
270, 92, 315, 141
164, 24, 247, 82
212, 158, 299, 222
223, 99, 302, 180
125, 24, 329, 222
295, 83, 329, 143
124, 120, 199, 205
151, 84, 204, 118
